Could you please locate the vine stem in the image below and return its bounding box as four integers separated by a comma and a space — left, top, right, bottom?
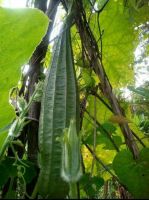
74, 0, 139, 159
91, 88, 146, 148
0, 82, 40, 160
90, 95, 97, 176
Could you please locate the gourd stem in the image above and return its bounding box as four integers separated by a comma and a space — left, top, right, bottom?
31, 181, 38, 199
69, 182, 78, 199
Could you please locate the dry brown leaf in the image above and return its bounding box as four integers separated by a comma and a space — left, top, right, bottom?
109, 115, 131, 124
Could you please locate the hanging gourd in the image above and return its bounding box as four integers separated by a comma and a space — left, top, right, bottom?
37, 15, 80, 198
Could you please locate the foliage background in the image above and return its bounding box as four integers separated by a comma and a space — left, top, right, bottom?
0, 0, 149, 199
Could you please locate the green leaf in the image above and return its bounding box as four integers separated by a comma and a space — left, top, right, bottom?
79, 68, 96, 90
0, 0, 3, 5
0, 158, 37, 189
99, 0, 135, 87
96, 0, 109, 11
23, 161, 37, 184
86, 95, 113, 124
0, 8, 49, 145
113, 148, 149, 199
0, 158, 17, 188
0, 163, 9, 188
0, 122, 12, 152
100, 122, 116, 134
0, 123, 12, 134
88, 0, 149, 87
85, 131, 122, 150
128, 86, 149, 99
80, 173, 104, 197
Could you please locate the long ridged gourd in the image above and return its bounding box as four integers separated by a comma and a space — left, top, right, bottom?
37, 18, 80, 198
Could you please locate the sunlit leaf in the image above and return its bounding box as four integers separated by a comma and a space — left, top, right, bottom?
0, 7, 49, 148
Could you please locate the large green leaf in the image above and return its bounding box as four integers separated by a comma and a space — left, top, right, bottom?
80, 173, 104, 198
99, 0, 135, 87
0, 157, 37, 189
0, 7, 49, 147
0, 158, 17, 188
87, 0, 149, 87
113, 148, 149, 199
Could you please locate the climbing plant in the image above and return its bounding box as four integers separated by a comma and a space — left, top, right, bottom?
0, 0, 149, 199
